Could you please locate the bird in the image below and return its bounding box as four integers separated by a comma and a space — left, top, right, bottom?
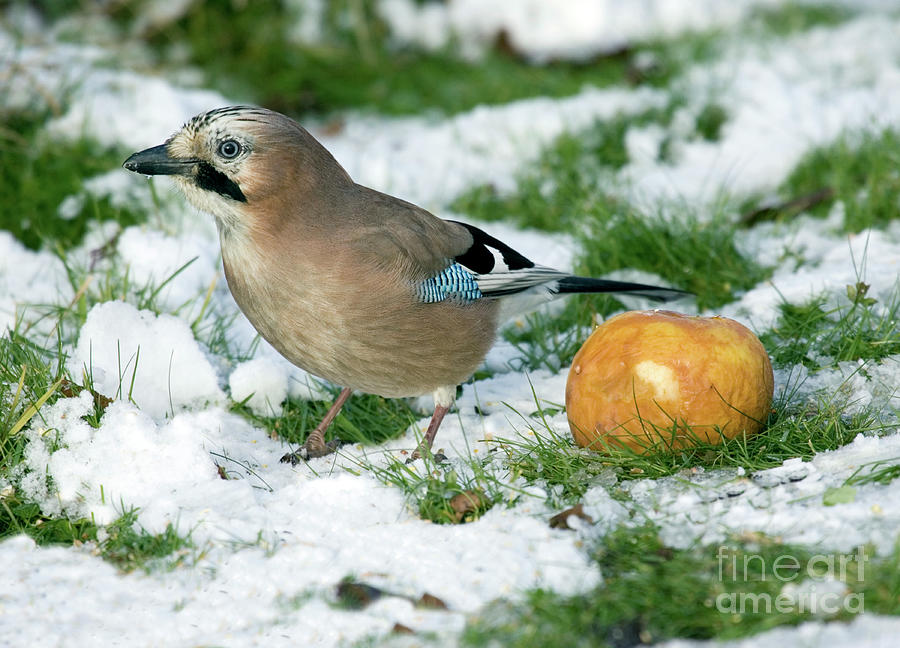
123, 105, 687, 463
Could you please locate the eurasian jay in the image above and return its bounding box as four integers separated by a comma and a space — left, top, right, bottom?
124, 106, 686, 463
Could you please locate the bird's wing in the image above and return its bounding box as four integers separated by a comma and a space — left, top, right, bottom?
343, 188, 561, 303
419, 222, 687, 304
343, 192, 685, 306
409, 220, 569, 303
445, 221, 568, 298
345, 187, 474, 278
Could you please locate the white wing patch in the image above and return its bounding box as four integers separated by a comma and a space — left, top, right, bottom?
486, 245, 509, 273
473, 265, 568, 297
445, 220, 568, 301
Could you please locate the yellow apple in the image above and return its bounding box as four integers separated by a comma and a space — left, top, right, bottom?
565, 310, 773, 453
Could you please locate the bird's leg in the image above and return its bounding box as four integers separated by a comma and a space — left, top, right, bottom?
407, 404, 450, 463
304, 386, 352, 455
280, 387, 352, 465
407, 385, 456, 463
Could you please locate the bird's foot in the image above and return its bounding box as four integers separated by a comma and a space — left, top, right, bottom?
280, 387, 352, 465
405, 445, 447, 465
280, 438, 341, 465
405, 404, 451, 464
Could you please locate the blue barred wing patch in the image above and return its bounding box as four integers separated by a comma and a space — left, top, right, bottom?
416, 263, 483, 303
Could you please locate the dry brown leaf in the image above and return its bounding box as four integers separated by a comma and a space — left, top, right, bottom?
549, 503, 594, 530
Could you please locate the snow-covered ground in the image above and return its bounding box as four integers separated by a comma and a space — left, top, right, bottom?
3, 1, 900, 646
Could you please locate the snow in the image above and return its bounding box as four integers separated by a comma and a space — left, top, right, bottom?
0, 23, 228, 150
3, 3, 900, 647
229, 357, 290, 417
66, 301, 225, 420
377, 0, 784, 62
0, 232, 72, 332
617, 14, 900, 210
9, 390, 599, 644
660, 614, 900, 648
604, 430, 900, 555
722, 217, 900, 329
317, 86, 666, 209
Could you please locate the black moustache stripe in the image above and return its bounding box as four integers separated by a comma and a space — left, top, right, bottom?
196, 162, 247, 203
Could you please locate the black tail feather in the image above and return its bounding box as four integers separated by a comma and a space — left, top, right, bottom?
555, 276, 690, 302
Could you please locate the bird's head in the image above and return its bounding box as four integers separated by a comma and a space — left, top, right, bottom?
123, 105, 351, 236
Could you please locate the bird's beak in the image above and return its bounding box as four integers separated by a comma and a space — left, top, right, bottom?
123, 144, 195, 176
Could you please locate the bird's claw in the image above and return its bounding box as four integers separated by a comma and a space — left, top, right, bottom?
405, 447, 447, 465
280, 439, 341, 465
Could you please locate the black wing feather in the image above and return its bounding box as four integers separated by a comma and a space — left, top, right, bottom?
444, 220, 688, 302
449, 221, 535, 273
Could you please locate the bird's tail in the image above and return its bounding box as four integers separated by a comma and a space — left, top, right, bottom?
555, 276, 689, 302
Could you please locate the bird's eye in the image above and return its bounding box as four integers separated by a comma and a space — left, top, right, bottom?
217, 139, 241, 159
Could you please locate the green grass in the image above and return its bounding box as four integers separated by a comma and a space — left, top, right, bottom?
764, 129, 900, 233
0, 341, 193, 576
452, 98, 768, 373
0, 330, 69, 478
694, 102, 729, 141
0, 328, 194, 571
0, 219, 244, 561
0, 495, 96, 545
500, 419, 612, 509
577, 206, 769, 310
0, 316, 111, 550
99, 508, 196, 573
452, 96, 735, 233
499, 393, 883, 507
115, 0, 731, 118
10, 250, 215, 372
234, 389, 419, 453
750, 2, 858, 37
462, 523, 888, 647
845, 456, 900, 488
761, 281, 900, 368
454, 105, 769, 312
1, 495, 195, 572
0, 261, 236, 539
453, 108, 675, 233
41, 0, 849, 123
0, 111, 145, 252
136, 0, 640, 117
501, 299, 601, 374
0, 257, 208, 566
32, 0, 859, 122
65, 254, 202, 319
362, 453, 504, 524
